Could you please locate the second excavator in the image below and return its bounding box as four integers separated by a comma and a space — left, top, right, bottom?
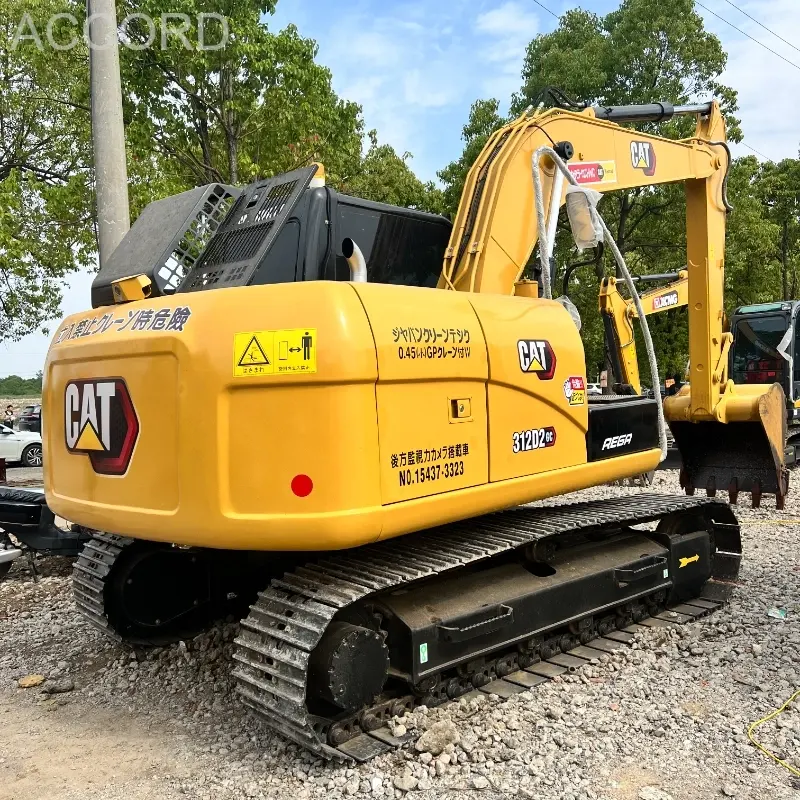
599, 260, 797, 501
42, 97, 766, 759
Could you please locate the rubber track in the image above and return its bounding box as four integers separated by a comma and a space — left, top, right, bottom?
232, 494, 737, 759
71, 532, 132, 639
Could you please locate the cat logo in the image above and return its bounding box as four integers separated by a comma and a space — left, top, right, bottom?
65, 379, 139, 475
517, 339, 556, 379
630, 141, 656, 177
679, 554, 700, 568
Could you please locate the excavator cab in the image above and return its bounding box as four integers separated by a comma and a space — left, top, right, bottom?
729, 301, 800, 464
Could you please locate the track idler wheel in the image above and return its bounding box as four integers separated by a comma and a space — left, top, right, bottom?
308, 622, 389, 713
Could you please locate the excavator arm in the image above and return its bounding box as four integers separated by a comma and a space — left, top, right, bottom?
439, 102, 728, 420
440, 100, 788, 506
598, 270, 688, 394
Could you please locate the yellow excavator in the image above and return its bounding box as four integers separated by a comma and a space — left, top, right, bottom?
598, 270, 689, 396
599, 269, 793, 505
44, 98, 778, 759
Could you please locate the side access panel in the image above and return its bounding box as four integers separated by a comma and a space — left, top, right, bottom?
587, 397, 659, 460
352, 283, 489, 505
468, 295, 589, 482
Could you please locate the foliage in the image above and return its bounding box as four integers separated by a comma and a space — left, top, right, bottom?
724, 157, 781, 306
437, 99, 505, 218
119, 2, 446, 219
0, 0, 95, 340
0, 0, 444, 345
343, 130, 444, 213
0, 372, 42, 396
754, 158, 800, 301
440, 0, 753, 383
120, 1, 364, 209
513, 1, 741, 139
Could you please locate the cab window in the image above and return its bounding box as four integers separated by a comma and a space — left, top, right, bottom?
731, 315, 788, 386
335, 204, 447, 288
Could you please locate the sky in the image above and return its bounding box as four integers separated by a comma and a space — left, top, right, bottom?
2, 0, 799, 378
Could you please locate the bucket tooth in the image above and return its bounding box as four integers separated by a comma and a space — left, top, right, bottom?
751, 479, 761, 509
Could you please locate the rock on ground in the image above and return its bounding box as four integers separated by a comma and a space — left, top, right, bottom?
0, 469, 798, 799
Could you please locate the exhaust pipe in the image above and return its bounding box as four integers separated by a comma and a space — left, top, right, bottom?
342, 238, 367, 283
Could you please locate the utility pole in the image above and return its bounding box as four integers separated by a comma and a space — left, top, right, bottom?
88, 0, 130, 267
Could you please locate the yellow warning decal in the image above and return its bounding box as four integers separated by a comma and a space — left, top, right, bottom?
233, 328, 317, 378
679, 554, 700, 568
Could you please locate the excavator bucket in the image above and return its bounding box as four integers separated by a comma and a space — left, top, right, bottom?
668, 384, 790, 509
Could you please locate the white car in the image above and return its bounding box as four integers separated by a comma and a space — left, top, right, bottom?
0, 424, 43, 467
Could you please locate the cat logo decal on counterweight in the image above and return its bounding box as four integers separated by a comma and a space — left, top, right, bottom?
517, 339, 556, 379
65, 379, 139, 475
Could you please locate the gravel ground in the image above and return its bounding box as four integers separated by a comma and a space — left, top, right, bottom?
1, 470, 799, 800
3, 465, 44, 486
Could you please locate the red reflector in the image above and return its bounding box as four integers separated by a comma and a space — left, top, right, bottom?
291, 474, 313, 497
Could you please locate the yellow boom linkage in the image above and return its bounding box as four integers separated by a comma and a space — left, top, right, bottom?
440, 101, 788, 506
598, 270, 688, 395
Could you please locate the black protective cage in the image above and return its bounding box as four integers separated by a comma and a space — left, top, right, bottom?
91, 183, 241, 308
178, 165, 318, 293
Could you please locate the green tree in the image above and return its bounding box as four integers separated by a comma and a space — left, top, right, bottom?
723, 156, 781, 307
0, 0, 95, 341
515, 0, 741, 267
120, 1, 363, 207
0, 372, 42, 396
514, 3, 739, 130
754, 158, 800, 301
437, 99, 505, 218
344, 130, 443, 213
441, 0, 744, 381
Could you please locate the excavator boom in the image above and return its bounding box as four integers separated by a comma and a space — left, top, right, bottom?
441, 102, 787, 507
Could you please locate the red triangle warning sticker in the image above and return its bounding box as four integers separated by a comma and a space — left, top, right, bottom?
237, 335, 270, 367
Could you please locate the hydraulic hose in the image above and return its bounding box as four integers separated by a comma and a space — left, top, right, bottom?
562, 246, 604, 298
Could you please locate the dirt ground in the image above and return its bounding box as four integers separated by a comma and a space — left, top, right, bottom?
0, 694, 194, 800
